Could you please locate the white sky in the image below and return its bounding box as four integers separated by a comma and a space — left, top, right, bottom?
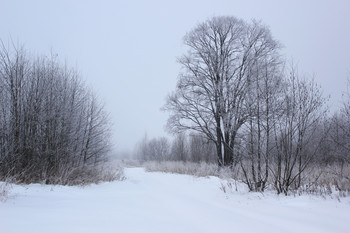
1, 0, 349, 154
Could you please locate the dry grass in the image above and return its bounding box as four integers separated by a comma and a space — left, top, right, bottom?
0, 181, 11, 202
137, 160, 350, 197
294, 164, 350, 198
1, 162, 125, 187
45, 163, 125, 186
142, 160, 241, 179
0, 162, 125, 202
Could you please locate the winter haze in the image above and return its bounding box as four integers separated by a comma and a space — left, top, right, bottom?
1, 0, 349, 153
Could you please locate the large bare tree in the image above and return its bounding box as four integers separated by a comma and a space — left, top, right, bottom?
164, 16, 281, 166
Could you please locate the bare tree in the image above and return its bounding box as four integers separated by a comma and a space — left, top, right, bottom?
135, 134, 171, 161
134, 133, 150, 161
0, 42, 30, 177
170, 133, 189, 161
327, 78, 350, 174
270, 66, 327, 194
148, 137, 170, 161
164, 17, 281, 166
240, 49, 283, 191
189, 133, 216, 163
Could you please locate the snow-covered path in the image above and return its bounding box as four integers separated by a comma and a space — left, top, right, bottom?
1, 167, 350, 233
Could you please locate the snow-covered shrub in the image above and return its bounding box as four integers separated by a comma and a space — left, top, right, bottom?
294, 164, 350, 197
0, 43, 112, 185
43, 163, 125, 186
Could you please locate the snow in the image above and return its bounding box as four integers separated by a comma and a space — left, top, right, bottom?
1, 167, 350, 233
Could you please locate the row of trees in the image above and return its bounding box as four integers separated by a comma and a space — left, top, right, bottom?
135, 133, 216, 163
0, 42, 111, 183
161, 16, 348, 194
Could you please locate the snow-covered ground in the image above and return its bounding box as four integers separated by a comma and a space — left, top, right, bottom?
1, 167, 349, 233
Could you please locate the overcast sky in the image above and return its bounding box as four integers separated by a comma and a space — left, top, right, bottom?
1, 0, 349, 154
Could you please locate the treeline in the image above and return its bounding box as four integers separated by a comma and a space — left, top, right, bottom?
138, 16, 349, 195
0, 42, 111, 184
135, 133, 216, 163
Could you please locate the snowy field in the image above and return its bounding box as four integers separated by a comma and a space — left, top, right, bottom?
1, 167, 350, 233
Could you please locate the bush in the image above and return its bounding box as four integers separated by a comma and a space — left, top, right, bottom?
0, 43, 112, 185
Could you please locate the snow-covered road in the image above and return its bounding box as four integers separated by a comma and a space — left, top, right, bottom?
1, 167, 349, 233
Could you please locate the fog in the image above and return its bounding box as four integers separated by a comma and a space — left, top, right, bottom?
1, 0, 349, 154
